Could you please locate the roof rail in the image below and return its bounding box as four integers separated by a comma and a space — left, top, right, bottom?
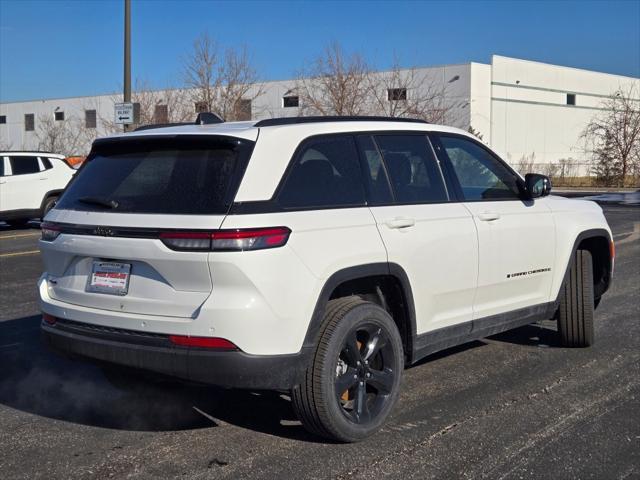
254, 116, 428, 127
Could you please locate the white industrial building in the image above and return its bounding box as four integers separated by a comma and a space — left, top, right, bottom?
1, 55, 638, 175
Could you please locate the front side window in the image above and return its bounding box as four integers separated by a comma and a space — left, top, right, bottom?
9, 156, 41, 175
374, 134, 448, 204
436, 135, 520, 201
56, 136, 253, 215
278, 136, 366, 209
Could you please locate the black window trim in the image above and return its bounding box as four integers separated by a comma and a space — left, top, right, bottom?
431, 132, 527, 203
229, 129, 461, 215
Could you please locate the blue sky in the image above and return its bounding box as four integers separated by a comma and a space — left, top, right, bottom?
0, 0, 639, 102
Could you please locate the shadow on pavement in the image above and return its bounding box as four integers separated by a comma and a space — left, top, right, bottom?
489, 322, 561, 348
0, 315, 316, 441
0, 315, 563, 440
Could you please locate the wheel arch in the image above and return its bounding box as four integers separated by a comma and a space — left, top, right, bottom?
302, 263, 417, 363
39, 189, 64, 214
555, 228, 613, 304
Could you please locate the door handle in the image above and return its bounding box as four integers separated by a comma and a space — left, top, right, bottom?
386, 217, 415, 229
39, 177, 48, 180
477, 212, 501, 222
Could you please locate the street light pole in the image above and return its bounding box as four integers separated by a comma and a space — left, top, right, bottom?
123, 0, 131, 131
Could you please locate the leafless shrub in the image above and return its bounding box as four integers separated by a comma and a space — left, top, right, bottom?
582, 86, 640, 186
515, 152, 536, 175
36, 114, 89, 156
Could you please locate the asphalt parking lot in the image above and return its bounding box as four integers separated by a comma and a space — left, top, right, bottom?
0, 203, 638, 479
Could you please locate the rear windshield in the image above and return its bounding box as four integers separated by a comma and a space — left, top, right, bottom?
56, 135, 253, 215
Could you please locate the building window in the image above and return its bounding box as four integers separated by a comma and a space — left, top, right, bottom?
194, 101, 208, 113
0, 115, 6, 124
235, 99, 252, 121
85, 110, 97, 129
154, 104, 169, 123
566, 93, 576, 105
388, 88, 407, 101
54, 111, 65, 121
25, 113, 35, 131
283, 95, 299, 108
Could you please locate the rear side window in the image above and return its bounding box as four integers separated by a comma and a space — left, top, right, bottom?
278, 135, 366, 209
9, 156, 41, 175
373, 135, 448, 204
56, 136, 253, 215
41, 157, 53, 170
436, 135, 520, 201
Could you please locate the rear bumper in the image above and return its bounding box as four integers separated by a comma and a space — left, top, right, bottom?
41, 317, 311, 390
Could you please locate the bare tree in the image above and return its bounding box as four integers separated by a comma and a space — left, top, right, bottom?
295, 43, 372, 116
582, 86, 640, 186
369, 59, 453, 123
36, 114, 88, 156
183, 33, 263, 120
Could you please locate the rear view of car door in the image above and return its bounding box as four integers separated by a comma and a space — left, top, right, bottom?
430, 134, 555, 321
360, 133, 478, 335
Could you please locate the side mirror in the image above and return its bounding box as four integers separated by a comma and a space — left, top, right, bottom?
524, 173, 552, 199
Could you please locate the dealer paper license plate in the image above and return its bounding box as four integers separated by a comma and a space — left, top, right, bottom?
86, 261, 131, 296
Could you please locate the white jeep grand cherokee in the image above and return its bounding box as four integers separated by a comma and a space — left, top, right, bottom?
39, 116, 614, 442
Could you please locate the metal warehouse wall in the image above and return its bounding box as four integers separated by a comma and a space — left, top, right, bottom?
489, 55, 640, 174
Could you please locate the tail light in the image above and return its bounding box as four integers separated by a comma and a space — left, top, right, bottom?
41, 223, 61, 241
169, 335, 238, 349
160, 227, 291, 252
43, 313, 57, 325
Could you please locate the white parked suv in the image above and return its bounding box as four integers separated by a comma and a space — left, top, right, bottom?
38, 116, 614, 441
1, 151, 75, 225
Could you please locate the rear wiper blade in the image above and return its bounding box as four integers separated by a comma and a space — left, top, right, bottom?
77, 196, 119, 209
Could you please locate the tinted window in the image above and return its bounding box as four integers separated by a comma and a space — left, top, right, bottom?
374, 135, 448, 204
41, 157, 53, 170
437, 135, 520, 201
9, 156, 40, 175
0, 159, 4, 176
0, 115, 6, 124
278, 136, 366, 209
56, 136, 253, 215
356, 136, 393, 204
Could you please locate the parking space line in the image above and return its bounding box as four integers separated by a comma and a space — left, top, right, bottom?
0, 250, 40, 258
0, 233, 41, 240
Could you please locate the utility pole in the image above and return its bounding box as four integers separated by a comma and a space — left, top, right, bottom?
123, 0, 131, 131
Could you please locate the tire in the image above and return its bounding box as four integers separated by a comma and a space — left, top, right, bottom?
292, 297, 404, 442
42, 196, 58, 219
558, 249, 595, 347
